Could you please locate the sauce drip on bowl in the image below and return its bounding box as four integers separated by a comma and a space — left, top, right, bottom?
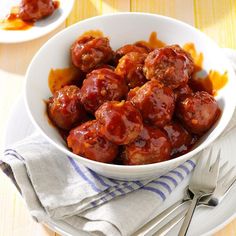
81, 30, 104, 38
0, 1, 60, 31
190, 70, 228, 96
48, 67, 84, 94
184, 43, 228, 95
135, 31, 166, 49
53, 1, 60, 10
48, 31, 228, 97
0, 7, 33, 30
183, 43, 203, 73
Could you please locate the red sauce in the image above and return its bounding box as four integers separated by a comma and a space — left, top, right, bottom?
190, 70, 228, 96
148, 32, 166, 48
183, 43, 228, 95
48, 32, 228, 97
47, 31, 227, 165
0, 7, 33, 30
48, 67, 84, 94
81, 30, 104, 38
183, 43, 203, 73
53, 1, 60, 9
135, 31, 166, 49
0, 1, 60, 31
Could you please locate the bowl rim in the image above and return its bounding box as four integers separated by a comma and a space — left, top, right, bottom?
24, 12, 236, 171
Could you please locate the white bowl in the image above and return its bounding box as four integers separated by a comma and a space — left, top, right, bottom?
25, 12, 236, 180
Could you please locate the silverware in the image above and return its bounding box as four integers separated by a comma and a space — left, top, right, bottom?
149, 160, 236, 236
154, 163, 236, 236
134, 150, 222, 236
178, 149, 220, 236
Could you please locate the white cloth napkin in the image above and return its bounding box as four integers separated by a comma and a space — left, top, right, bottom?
2, 132, 196, 236
1, 49, 236, 236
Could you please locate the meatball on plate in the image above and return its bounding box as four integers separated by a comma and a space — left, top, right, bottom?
0, 0, 74, 43
25, 13, 236, 180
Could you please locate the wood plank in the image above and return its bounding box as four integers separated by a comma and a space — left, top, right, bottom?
66, 0, 101, 25
130, 0, 195, 25
215, 219, 236, 236
66, 0, 130, 26
194, 0, 236, 49
0, 24, 65, 236
0, 172, 55, 236
0, 24, 65, 75
101, 0, 130, 13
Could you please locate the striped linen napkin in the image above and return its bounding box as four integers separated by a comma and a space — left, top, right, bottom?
1, 131, 195, 236
1, 49, 236, 236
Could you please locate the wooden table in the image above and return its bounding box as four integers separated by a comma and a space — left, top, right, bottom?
0, 0, 236, 235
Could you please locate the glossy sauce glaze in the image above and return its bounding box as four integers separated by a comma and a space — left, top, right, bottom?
0, 1, 59, 31
49, 31, 228, 97
95, 101, 143, 145
0, 7, 33, 30
48, 67, 84, 94
136, 32, 166, 49
47, 31, 226, 165
183, 43, 228, 95
80, 30, 104, 38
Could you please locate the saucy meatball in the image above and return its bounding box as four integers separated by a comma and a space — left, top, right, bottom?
80, 68, 128, 113
174, 84, 193, 101
67, 120, 118, 163
19, 0, 57, 22
134, 41, 153, 53
95, 101, 143, 145
47, 85, 87, 131
71, 36, 113, 73
123, 125, 171, 165
115, 52, 147, 89
115, 44, 150, 63
163, 121, 193, 156
176, 91, 220, 134
143, 45, 194, 89
129, 80, 175, 128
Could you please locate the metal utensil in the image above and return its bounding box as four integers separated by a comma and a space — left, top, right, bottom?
153, 163, 236, 236
134, 150, 221, 236
178, 149, 220, 236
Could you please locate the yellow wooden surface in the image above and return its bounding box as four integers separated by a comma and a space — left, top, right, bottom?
0, 0, 236, 235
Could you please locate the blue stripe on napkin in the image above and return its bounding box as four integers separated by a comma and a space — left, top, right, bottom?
2, 148, 196, 211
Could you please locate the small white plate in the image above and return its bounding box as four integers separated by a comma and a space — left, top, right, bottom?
0, 0, 74, 43
4, 96, 236, 236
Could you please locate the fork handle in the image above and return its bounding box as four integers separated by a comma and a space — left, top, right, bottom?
155, 208, 188, 235
178, 193, 202, 236
133, 199, 185, 235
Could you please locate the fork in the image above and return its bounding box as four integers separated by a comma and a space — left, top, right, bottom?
133, 150, 221, 236
178, 149, 220, 236
148, 161, 236, 236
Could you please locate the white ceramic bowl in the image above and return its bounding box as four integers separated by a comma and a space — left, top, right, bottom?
25, 13, 236, 180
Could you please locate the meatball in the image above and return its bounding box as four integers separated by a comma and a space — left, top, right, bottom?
174, 84, 193, 101
115, 44, 150, 63
134, 41, 153, 53
67, 120, 118, 163
19, 0, 57, 22
143, 45, 194, 89
71, 36, 114, 73
123, 125, 171, 165
163, 121, 193, 156
129, 80, 175, 128
95, 101, 143, 145
47, 85, 87, 131
126, 87, 139, 101
176, 91, 220, 134
80, 68, 128, 113
115, 52, 147, 89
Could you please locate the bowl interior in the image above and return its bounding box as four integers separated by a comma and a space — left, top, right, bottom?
25, 13, 236, 180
